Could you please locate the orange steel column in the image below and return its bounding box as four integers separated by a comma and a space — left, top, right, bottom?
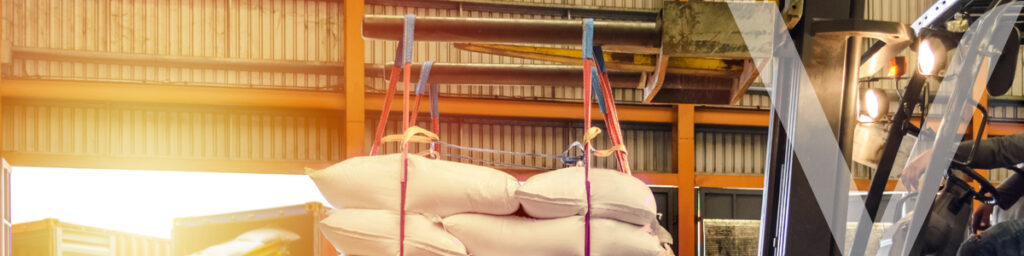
970, 94, 989, 213
675, 104, 696, 255
343, 0, 366, 159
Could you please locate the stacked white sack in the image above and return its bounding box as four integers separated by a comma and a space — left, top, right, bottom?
309, 154, 520, 255
320, 209, 469, 256
308, 154, 521, 216
516, 167, 658, 225
442, 213, 663, 256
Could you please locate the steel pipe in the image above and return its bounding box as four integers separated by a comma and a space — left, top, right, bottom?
363, 15, 660, 47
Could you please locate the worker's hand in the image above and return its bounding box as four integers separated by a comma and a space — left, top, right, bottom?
972, 204, 995, 234
900, 150, 934, 192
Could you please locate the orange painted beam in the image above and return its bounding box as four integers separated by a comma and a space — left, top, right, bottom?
694, 174, 899, 191
694, 107, 769, 127
1, 152, 333, 175
696, 175, 764, 188
676, 104, 696, 256
0, 79, 346, 110
989, 121, 1024, 136
0, 79, 775, 128
852, 179, 900, 191
365, 93, 677, 123
343, 0, 366, 158
503, 169, 681, 186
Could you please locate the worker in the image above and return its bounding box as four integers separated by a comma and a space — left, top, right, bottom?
900, 133, 1024, 255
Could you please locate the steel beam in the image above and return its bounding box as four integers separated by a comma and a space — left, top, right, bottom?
344, 0, 367, 158
676, 104, 697, 256
363, 15, 659, 47
0, 80, 347, 109
371, 63, 742, 97
366, 0, 658, 22
0, 78, 778, 127
364, 93, 675, 123
452, 43, 743, 77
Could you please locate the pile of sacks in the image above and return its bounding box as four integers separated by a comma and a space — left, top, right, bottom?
308, 154, 672, 256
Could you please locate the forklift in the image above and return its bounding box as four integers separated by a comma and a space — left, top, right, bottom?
757, 0, 1023, 255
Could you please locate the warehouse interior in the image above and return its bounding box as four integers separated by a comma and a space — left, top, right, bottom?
2, 0, 1024, 255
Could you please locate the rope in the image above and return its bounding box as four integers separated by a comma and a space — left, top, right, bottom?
383, 134, 585, 168
436, 141, 578, 164
439, 153, 554, 170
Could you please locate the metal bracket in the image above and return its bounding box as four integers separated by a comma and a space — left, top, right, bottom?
811, 19, 916, 78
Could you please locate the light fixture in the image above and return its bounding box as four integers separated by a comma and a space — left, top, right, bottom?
858, 88, 890, 123
888, 56, 907, 78
917, 37, 947, 76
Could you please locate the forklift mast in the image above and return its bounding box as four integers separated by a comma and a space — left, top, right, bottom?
759, 0, 1024, 255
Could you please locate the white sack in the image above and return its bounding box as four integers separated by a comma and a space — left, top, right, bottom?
442, 213, 662, 256
308, 154, 520, 216
191, 240, 265, 256
515, 167, 657, 225
319, 209, 468, 256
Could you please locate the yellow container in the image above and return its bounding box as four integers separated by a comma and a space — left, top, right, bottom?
13, 218, 171, 256
172, 202, 335, 256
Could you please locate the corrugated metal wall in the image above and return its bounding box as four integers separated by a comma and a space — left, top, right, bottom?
112, 232, 172, 256
1, 98, 346, 165
2, 0, 345, 90
695, 126, 767, 176
990, 168, 1014, 184
366, 114, 674, 172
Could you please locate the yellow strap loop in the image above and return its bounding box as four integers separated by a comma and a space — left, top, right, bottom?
593, 144, 628, 157
583, 127, 603, 145
380, 126, 440, 149
582, 127, 629, 158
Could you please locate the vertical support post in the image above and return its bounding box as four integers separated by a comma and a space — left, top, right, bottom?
675, 104, 696, 256
343, 0, 365, 158
971, 91, 990, 211
581, 18, 594, 256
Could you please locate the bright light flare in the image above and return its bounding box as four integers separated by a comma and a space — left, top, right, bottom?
917, 38, 946, 75
859, 88, 890, 123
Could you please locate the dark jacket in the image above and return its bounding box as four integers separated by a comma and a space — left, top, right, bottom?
957, 133, 1024, 209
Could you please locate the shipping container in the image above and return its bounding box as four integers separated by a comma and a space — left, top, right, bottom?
172, 202, 335, 256
12, 218, 171, 256
0, 159, 10, 256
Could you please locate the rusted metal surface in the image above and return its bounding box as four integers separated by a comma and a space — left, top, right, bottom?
659, 2, 773, 59
453, 43, 744, 77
